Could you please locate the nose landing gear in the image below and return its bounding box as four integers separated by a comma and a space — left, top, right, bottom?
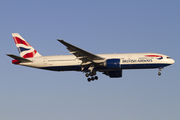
158, 67, 164, 76
158, 72, 161, 76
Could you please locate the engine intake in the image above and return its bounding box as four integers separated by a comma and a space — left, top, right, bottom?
104, 59, 121, 69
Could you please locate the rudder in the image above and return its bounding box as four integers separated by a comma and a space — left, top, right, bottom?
12, 33, 41, 58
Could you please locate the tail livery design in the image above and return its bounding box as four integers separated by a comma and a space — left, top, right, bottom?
12, 33, 41, 58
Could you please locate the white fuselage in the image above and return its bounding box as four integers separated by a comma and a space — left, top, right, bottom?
18, 53, 175, 72
9, 33, 175, 80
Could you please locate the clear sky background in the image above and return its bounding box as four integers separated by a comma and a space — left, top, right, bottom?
1, 0, 180, 120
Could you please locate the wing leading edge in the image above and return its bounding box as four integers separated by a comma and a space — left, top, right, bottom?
57, 40, 105, 63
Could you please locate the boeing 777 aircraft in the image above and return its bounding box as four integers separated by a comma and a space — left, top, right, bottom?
7, 33, 175, 82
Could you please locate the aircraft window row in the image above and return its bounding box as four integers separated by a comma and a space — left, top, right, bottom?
167, 57, 171, 59
48, 59, 75, 62
139, 57, 154, 59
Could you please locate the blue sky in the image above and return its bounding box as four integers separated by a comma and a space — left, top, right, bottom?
1, 0, 180, 120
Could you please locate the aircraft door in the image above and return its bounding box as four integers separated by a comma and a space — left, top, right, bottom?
43, 58, 48, 66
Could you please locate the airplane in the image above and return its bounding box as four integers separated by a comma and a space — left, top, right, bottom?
7, 33, 175, 82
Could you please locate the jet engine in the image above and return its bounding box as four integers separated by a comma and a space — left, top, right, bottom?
103, 59, 121, 69
103, 69, 122, 78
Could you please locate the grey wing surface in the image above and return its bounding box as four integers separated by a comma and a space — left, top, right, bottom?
57, 40, 104, 63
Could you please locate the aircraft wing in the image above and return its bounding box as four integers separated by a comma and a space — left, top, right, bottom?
57, 40, 105, 63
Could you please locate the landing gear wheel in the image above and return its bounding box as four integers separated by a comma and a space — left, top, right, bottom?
158, 67, 163, 76
95, 76, 98, 80
91, 77, 95, 81
87, 78, 91, 82
85, 73, 89, 77
158, 72, 161, 76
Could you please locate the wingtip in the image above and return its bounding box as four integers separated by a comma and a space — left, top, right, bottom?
6, 54, 17, 57
57, 39, 65, 43
6, 54, 12, 56
57, 39, 64, 41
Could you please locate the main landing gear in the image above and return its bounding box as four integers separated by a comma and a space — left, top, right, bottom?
87, 76, 98, 82
158, 67, 164, 76
85, 72, 98, 82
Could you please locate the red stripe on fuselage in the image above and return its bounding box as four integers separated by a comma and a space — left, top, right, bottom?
145, 55, 162, 58
13, 37, 31, 46
23, 50, 37, 58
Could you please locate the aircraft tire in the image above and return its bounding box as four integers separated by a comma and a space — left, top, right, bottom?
87, 78, 91, 82
85, 73, 89, 77
158, 72, 161, 76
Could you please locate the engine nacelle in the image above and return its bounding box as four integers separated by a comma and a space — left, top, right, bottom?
103, 70, 122, 78
104, 59, 121, 69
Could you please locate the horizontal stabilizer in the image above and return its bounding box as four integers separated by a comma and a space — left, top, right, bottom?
6, 54, 32, 62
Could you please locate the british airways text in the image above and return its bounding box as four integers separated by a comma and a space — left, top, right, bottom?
122, 59, 152, 63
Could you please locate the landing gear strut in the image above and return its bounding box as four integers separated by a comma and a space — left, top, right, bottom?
84, 64, 98, 82
158, 67, 164, 76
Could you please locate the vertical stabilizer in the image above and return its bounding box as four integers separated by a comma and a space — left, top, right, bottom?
12, 33, 41, 58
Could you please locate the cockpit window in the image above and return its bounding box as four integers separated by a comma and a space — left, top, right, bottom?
167, 57, 171, 59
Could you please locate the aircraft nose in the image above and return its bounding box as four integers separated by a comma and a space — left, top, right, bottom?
172, 59, 175, 64
169, 59, 175, 64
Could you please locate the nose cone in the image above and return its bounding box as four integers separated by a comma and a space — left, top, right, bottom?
169, 59, 175, 64
172, 59, 175, 64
